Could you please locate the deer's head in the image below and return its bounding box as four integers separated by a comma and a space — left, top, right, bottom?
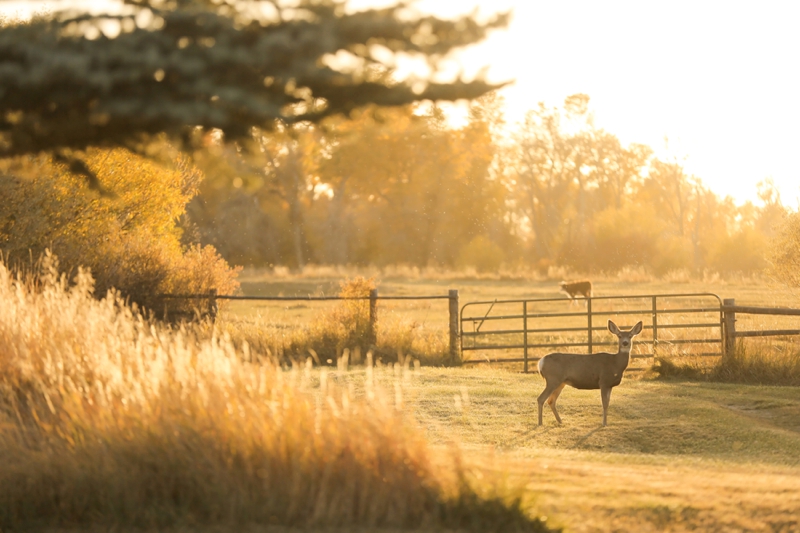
608, 320, 643, 354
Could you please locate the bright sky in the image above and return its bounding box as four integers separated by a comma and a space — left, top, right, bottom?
4, 0, 799, 206
354, 0, 800, 207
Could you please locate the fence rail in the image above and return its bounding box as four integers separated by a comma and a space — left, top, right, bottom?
158, 289, 461, 363
159, 290, 800, 369
722, 299, 800, 354
461, 294, 800, 371
461, 293, 725, 372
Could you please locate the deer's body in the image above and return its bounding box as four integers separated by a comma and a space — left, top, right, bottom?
537, 320, 642, 426
560, 280, 592, 305
539, 352, 627, 389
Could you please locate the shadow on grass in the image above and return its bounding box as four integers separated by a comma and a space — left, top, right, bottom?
570, 426, 606, 449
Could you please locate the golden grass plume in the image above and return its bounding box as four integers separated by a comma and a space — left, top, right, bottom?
0, 256, 550, 532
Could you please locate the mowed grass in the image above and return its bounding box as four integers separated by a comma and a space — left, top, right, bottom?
353, 364, 800, 532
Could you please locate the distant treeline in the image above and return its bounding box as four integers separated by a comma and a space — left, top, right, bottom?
186, 93, 788, 275
0, 93, 790, 287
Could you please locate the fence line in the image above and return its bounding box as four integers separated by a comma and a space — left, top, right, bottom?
722, 298, 800, 358
159, 290, 800, 368
159, 289, 461, 363
160, 294, 451, 301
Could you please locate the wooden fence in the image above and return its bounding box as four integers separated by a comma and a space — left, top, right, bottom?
160, 290, 800, 368
722, 298, 800, 357
160, 289, 462, 363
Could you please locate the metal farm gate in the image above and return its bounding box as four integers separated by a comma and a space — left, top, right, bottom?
460, 293, 725, 372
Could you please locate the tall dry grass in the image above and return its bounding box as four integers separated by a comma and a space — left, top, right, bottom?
0, 257, 550, 532
711, 340, 800, 386
653, 340, 800, 386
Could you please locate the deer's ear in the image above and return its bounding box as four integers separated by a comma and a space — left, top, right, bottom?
631, 321, 643, 335
608, 320, 619, 334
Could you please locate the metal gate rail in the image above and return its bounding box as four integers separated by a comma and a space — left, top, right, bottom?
460, 293, 724, 372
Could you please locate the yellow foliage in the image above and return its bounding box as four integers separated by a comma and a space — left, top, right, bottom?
589, 204, 692, 275
305, 276, 376, 356
768, 211, 800, 287
0, 148, 238, 312
707, 227, 769, 274
456, 235, 506, 273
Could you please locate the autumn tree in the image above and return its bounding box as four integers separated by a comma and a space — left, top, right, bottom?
705, 179, 786, 274
509, 100, 578, 263
505, 94, 653, 271
311, 101, 508, 267
185, 96, 511, 270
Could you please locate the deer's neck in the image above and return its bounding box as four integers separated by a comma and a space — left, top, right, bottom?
614, 349, 631, 369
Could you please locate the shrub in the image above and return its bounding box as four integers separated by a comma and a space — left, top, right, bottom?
457, 235, 506, 273
215, 276, 451, 366
0, 148, 239, 315
707, 227, 769, 274
588, 204, 692, 275
710, 342, 800, 386
769, 211, 800, 288
298, 276, 376, 357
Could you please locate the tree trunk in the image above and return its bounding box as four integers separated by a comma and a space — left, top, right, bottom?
325, 178, 349, 264
284, 148, 307, 270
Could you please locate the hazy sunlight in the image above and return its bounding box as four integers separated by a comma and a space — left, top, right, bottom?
351, 0, 800, 206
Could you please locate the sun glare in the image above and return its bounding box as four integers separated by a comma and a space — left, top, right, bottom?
351, 0, 800, 207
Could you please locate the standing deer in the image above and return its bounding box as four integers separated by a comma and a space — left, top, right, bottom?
559, 280, 592, 306
537, 320, 643, 426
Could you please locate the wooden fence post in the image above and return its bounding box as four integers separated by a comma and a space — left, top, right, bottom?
449, 289, 459, 364
652, 296, 659, 357
208, 289, 218, 323
587, 297, 593, 354
723, 298, 736, 360
523, 300, 529, 373
368, 289, 378, 347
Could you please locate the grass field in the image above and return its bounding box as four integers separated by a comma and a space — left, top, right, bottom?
216, 270, 800, 531
4, 263, 799, 532
335, 364, 800, 532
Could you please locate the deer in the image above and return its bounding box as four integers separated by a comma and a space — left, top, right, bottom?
559, 280, 592, 306
537, 319, 643, 426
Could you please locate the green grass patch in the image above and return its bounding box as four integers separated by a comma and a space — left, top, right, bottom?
401, 366, 800, 532
386, 367, 800, 465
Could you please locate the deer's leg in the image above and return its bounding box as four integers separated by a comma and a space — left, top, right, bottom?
600, 387, 612, 426
547, 383, 566, 424
538, 382, 561, 425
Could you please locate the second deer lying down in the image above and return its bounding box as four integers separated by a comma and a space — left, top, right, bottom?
537, 320, 643, 426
